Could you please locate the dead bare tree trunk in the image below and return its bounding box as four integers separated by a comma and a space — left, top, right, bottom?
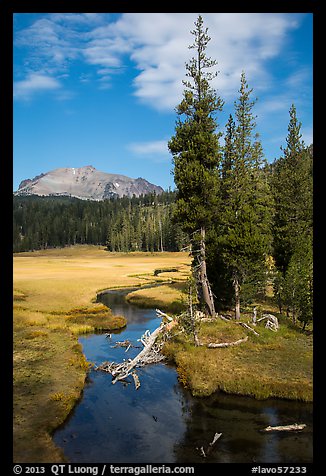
188, 281, 200, 346
234, 274, 241, 321
252, 306, 257, 325
196, 226, 216, 317
159, 219, 164, 252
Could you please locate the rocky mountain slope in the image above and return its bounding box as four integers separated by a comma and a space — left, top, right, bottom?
14, 166, 164, 200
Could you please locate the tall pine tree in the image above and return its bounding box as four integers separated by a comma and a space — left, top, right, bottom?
271, 104, 313, 275
168, 15, 223, 316
215, 72, 273, 319
271, 105, 313, 325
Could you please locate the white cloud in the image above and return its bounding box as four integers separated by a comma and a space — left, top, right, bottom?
127, 140, 170, 161
88, 13, 300, 110
14, 73, 61, 100
50, 13, 105, 26
14, 13, 304, 109
15, 17, 79, 71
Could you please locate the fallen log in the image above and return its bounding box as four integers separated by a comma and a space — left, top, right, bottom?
97, 309, 171, 385
204, 336, 248, 348
262, 423, 306, 432
219, 314, 231, 322
112, 323, 165, 384
200, 317, 216, 323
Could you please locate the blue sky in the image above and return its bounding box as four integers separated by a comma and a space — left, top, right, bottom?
13, 12, 313, 192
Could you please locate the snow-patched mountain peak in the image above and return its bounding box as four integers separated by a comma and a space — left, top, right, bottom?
15, 166, 164, 200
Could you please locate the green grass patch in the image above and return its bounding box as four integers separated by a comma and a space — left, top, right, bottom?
163, 314, 313, 401
65, 304, 127, 332
126, 282, 187, 314
153, 267, 179, 276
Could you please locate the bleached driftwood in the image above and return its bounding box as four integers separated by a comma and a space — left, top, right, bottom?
262, 423, 306, 432
236, 321, 260, 336
155, 309, 174, 321
209, 432, 222, 446
111, 323, 166, 383
197, 432, 222, 458
252, 306, 257, 325
131, 371, 141, 390
113, 340, 140, 351
203, 336, 248, 348
257, 314, 279, 332
97, 309, 171, 385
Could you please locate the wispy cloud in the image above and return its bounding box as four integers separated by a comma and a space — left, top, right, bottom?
14, 13, 305, 109
127, 140, 170, 162
112, 13, 300, 109
13, 73, 61, 100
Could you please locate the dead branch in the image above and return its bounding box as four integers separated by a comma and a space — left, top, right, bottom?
262, 423, 306, 432
197, 432, 222, 458
113, 340, 140, 349
235, 321, 260, 336
219, 314, 231, 322
131, 371, 140, 390
209, 432, 222, 446
201, 336, 248, 348
97, 309, 171, 385
198, 447, 206, 458
257, 314, 279, 332
252, 306, 257, 325
155, 309, 174, 322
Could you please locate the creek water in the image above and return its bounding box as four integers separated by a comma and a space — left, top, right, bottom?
53, 288, 313, 463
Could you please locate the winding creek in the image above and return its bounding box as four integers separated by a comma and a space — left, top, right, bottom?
53, 288, 313, 463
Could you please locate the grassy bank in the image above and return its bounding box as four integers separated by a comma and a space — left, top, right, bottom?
126, 282, 188, 313
163, 312, 313, 401
124, 280, 312, 401
126, 279, 313, 401
13, 246, 191, 462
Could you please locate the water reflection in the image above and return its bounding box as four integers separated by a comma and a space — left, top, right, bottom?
54, 363, 188, 462
172, 392, 312, 463
98, 288, 158, 325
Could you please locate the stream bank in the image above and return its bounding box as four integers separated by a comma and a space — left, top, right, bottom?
53, 288, 313, 463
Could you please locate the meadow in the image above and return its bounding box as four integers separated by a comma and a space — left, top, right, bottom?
163, 314, 313, 401
13, 246, 191, 462
13, 245, 312, 462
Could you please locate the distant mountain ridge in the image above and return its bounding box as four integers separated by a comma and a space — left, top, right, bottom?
14, 166, 164, 200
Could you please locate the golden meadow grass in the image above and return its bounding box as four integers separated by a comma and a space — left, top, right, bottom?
163, 314, 313, 401
13, 246, 191, 462
126, 282, 188, 313
13, 245, 312, 462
